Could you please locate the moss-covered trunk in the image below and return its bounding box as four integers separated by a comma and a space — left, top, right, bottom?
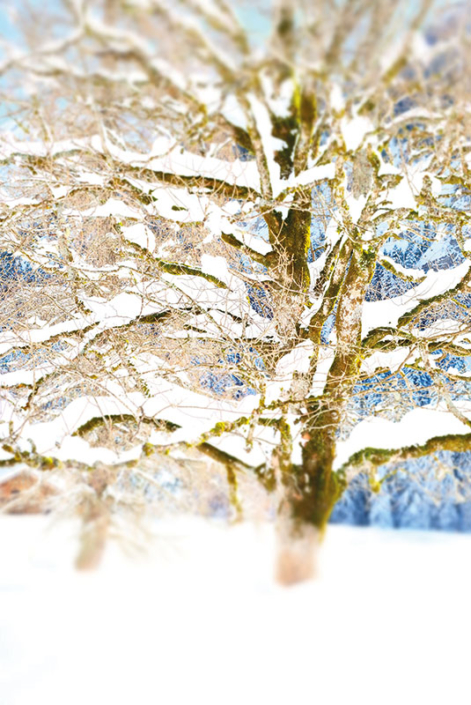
266, 191, 312, 294
275, 244, 377, 583
300, 410, 345, 527
279, 206, 312, 293
275, 411, 343, 584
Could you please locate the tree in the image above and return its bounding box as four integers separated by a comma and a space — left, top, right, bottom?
1, 0, 470, 581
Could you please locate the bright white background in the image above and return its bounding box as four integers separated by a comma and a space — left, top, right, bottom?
1, 516, 470, 705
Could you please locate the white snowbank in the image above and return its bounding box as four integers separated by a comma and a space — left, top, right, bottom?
1, 516, 470, 705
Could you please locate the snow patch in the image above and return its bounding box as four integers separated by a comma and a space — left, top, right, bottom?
334, 403, 471, 471
362, 260, 471, 337
341, 114, 372, 152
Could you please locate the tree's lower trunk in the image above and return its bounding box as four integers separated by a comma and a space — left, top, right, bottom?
272, 227, 375, 584
274, 416, 344, 585
275, 509, 321, 585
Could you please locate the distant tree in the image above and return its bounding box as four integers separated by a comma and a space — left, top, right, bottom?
1, 0, 470, 581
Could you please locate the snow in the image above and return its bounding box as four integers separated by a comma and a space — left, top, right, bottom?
380, 255, 424, 280
378, 35, 404, 74
1, 515, 471, 705
0, 444, 15, 462
150, 57, 187, 91
0, 317, 90, 354
207, 432, 269, 468
261, 75, 295, 119
341, 114, 372, 152
0, 367, 56, 388
55, 435, 130, 466
414, 319, 469, 339
1, 132, 261, 193
378, 160, 401, 177
200, 254, 232, 286
346, 194, 367, 224
76, 171, 105, 187
149, 186, 208, 222
186, 310, 243, 338
330, 83, 345, 112
185, 0, 234, 34
80, 292, 145, 323
292, 162, 336, 189
275, 341, 313, 378
362, 260, 471, 337
265, 342, 336, 402
0, 134, 89, 159
324, 217, 343, 249
361, 346, 419, 376
261, 342, 314, 404
384, 175, 419, 210
264, 380, 285, 406
334, 402, 471, 471
18, 394, 144, 460
392, 107, 441, 126
49, 185, 70, 199
412, 31, 436, 64
141, 381, 260, 445
64, 198, 144, 220
95, 135, 261, 193
148, 147, 261, 192
309, 346, 336, 397
0, 288, 174, 359
226, 228, 273, 256
4, 370, 261, 465
122, 223, 155, 251
247, 93, 286, 197
221, 94, 247, 130
0, 190, 39, 209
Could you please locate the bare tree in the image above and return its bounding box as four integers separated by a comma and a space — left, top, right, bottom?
1, 0, 470, 581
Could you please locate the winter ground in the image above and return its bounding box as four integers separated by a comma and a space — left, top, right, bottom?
1, 516, 470, 705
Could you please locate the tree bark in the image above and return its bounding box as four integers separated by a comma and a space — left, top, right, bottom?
275, 408, 344, 585
266, 194, 312, 294
275, 245, 376, 583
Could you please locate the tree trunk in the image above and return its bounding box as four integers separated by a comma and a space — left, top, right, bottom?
274, 248, 375, 584
266, 193, 312, 294
275, 410, 344, 585
275, 509, 321, 585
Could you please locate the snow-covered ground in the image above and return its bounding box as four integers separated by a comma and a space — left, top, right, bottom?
1, 516, 470, 705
